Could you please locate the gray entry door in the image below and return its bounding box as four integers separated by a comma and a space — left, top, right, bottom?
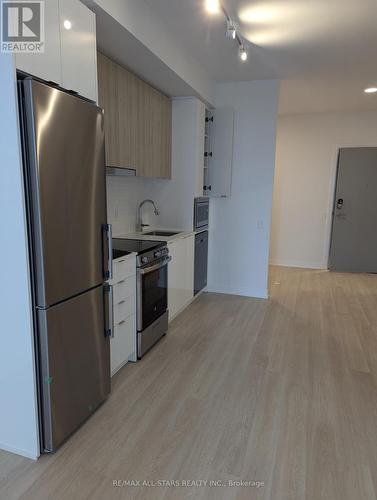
329, 147, 377, 272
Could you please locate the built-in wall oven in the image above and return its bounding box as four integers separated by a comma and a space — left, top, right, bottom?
194, 197, 209, 231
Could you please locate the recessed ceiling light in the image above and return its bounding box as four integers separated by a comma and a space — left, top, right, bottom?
63, 20, 72, 30
239, 47, 248, 61
205, 0, 220, 14
364, 87, 377, 94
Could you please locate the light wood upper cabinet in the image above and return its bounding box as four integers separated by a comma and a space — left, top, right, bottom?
161, 94, 172, 179
117, 63, 138, 169
97, 53, 120, 166
97, 52, 172, 179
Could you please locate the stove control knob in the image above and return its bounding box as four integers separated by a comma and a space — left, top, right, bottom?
141, 256, 148, 264
154, 250, 162, 258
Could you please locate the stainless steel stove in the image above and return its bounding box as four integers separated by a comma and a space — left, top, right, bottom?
112, 238, 171, 358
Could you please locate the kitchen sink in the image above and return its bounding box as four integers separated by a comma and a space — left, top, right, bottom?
144, 231, 181, 237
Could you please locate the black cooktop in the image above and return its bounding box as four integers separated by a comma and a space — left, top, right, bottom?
112, 238, 165, 257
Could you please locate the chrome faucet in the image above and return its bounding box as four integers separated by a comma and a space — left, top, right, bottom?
137, 199, 160, 232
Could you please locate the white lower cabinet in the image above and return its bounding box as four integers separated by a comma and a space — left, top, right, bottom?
109, 254, 137, 376
168, 235, 194, 321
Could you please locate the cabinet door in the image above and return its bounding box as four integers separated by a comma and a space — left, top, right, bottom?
161, 95, 172, 179
111, 311, 136, 375
59, 0, 98, 101
168, 239, 186, 320
137, 79, 171, 179
117, 65, 139, 169
137, 79, 154, 177
168, 241, 178, 320
15, 0, 62, 84
97, 52, 120, 167
208, 108, 234, 198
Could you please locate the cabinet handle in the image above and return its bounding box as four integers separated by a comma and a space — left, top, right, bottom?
118, 300, 126, 305
118, 320, 126, 326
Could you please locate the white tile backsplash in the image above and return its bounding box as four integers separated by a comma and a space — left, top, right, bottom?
106, 175, 160, 236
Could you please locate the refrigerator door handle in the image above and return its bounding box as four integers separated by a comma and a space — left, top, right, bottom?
102, 223, 113, 280
104, 284, 114, 338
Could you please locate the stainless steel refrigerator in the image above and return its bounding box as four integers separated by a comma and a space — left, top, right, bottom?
18, 76, 113, 453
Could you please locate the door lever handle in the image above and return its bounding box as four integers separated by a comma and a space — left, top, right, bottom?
336, 198, 344, 209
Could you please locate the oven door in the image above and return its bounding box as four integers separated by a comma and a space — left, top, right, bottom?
194, 199, 209, 230
137, 256, 171, 331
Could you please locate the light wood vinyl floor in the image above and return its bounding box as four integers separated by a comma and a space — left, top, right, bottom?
2, 266, 377, 500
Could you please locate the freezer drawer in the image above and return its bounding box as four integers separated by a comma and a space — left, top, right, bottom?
37, 286, 110, 452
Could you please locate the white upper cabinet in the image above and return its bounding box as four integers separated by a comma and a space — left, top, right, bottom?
207, 108, 234, 198
59, 0, 98, 102
14, 0, 97, 102
15, 0, 62, 85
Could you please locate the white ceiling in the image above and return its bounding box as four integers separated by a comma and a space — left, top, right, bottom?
142, 0, 377, 114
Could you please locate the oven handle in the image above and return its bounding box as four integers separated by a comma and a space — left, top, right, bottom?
138, 256, 172, 275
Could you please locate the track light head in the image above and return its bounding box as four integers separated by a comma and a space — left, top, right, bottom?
226, 20, 236, 39
239, 47, 248, 61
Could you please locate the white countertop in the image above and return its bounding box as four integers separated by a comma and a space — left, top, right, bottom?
115, 228, 197, 243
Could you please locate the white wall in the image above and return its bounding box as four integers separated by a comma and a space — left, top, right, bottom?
107, 97, 205, 236
83, 0, 215, 105
0, 54, 40, 459
207, 80, 280, 299
270, 110, 377, 269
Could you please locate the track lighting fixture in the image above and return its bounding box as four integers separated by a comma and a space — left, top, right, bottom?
226, 20, 236, 40
205, 1, 248, 63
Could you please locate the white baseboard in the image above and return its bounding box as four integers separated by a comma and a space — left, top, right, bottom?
206, 283, 268, 299
0, 442, 39, 460
269, 259, 325, 270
